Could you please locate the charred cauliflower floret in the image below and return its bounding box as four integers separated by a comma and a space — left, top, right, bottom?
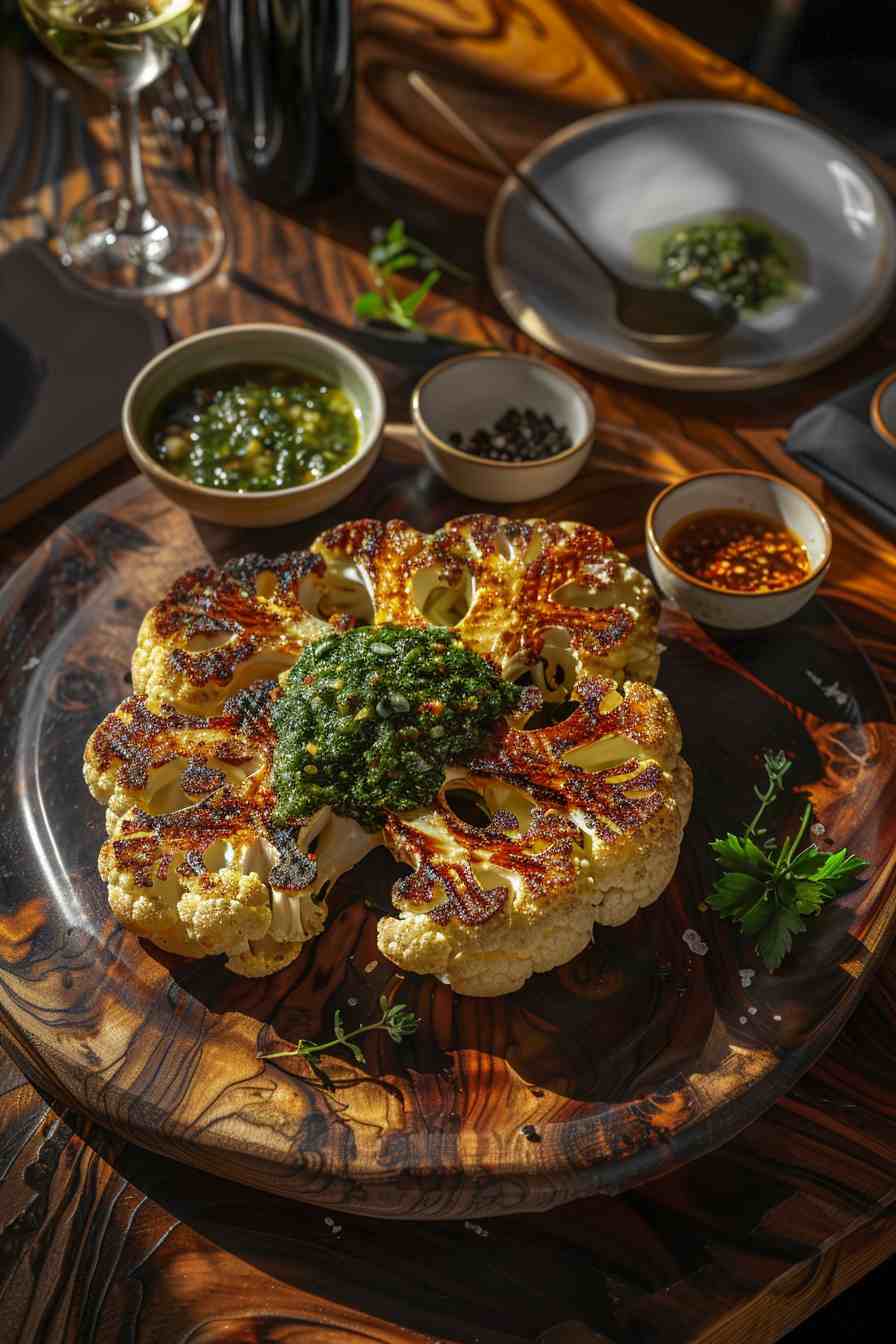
379, 783, 598, 998
84, 692, 269, 832
313, 515, 660, 693
377, 677, 692, 996
132, 551, 336, 715
85, 514, 689, 994
85, 682, 375, 975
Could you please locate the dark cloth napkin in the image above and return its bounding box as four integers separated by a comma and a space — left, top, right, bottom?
0, 240, 166, 511
784, 364, 896, 533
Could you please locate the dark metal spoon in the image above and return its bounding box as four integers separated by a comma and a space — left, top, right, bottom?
409, 72, 737, 351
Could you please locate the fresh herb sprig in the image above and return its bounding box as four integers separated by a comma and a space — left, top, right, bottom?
708, 750, 868, 972
368, 217, 473, 284
354, 218, 487, 347
260, 997, 419, 1064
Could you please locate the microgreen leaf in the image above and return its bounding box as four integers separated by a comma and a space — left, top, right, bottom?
709, 834, 773, 874
812, 849, 869, 887
354, 220, 486, 349
400, 269, 441, 317
354, 291, 388, 319
792, 880, 833, 914
708, 871, 766, 906
739, 893, 774, 935
381, 252, 420, 274
786, 846, 829, 877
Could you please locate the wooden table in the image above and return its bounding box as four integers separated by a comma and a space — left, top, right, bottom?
1, 3, 895, 1341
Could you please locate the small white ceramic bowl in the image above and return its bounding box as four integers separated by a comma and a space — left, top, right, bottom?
122, 324, 386, 527
645, 469, 832, 630
871, 368, 896, 449
411, 351, 595, 503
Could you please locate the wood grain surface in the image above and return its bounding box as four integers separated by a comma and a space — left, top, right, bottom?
0, 961, 894, 1344
354, 0, 796, 212
1, 0, 896, 1336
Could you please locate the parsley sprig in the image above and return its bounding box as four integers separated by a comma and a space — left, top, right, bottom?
354, 219, 487, 347
260, 996, 419, 1064
708, 750, 868, 971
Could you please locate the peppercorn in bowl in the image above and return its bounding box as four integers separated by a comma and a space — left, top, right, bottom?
411, 351, 595, 502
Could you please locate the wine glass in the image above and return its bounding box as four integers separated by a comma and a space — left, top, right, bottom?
20, 0, 225, 296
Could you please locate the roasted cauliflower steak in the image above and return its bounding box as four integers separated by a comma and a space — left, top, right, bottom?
84, 516, 690, 994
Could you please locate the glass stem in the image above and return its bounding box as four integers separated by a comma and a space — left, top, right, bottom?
114, 92, 161, 236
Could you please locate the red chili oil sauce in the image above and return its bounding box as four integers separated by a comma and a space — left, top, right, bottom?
662, 508, 810, 594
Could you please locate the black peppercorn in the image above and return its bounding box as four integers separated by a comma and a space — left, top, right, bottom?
448, 405, 573, 463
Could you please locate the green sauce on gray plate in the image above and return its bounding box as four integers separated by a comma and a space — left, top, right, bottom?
634, 212, 807, 314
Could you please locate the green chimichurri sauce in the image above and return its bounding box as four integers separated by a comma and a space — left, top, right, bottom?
633, 213, 805, 314
272, 625, 522, 831
149, 364, 361, 492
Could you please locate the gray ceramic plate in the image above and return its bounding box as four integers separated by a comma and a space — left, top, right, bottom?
487, 101, 896, 391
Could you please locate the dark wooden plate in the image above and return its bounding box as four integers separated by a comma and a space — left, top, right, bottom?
2, 433, 895, 1220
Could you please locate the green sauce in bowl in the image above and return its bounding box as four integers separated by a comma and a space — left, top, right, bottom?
150, 364, 361, 492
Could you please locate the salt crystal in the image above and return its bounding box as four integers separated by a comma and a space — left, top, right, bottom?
739, 968, 756, 988
347, 997, 358, 1007
682, 929, 708, 956
773, 1014, 782, 1022
811, 822, 826, 836
324, 1216, 334, 1226
748, 1006, 758, 1016
738, 1016, 748, 1025
364, 961, 378, 974
22, 657, 39, 672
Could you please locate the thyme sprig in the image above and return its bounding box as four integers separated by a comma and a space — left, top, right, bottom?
260, 996, 419, 1064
